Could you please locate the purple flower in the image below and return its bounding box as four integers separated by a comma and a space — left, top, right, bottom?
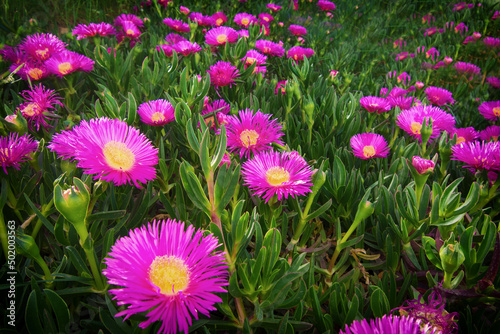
17, 84, 63, 130
137, 99, 175, 126
449, 127, 478, 145
206, 61, 240, 87
234, 13, 257, 27
289, 24, 307, 36
359, 96, 391, 113
45, 51, 94, 77
340, 315, 426, 334
205, 26, 239, 46
350, 133, 390, 159
451, 141, 500, 172
0, 133, 38, 174
425, 86, 455, 106
287, 46, 314, 61
412, 156, 435, 174
479, 125, 500, 142
255, 39, 285, 57
72, 23, 117, 39
19, 33, 66, 61
478, 101, 500, 122
171, 41, 202, 56
454, 61, 481, 77
163, 18, 190, 33
396, 105, 456, 141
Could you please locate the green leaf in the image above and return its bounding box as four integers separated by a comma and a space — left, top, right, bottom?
126, 92, 137, 126
86, 210, 126, 222
179, 162, 211, 216
65, 246, 92, 278
305, 199, 332, 221
44, 289, 70, 333
422, 236, 443, 270
199, 128, 211, 177
211, 125, 227, 169
24, 194, 54, 235
370, 288, 390, 318
26, 290, 44, 334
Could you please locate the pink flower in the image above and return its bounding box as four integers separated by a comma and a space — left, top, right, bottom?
206, 61, 240, 87
350, 133, 390, 159
412, 156, 435, 174
444, 57, 453, 64
449, 127, 479, 145
396, 105, 456, 142
255, 39, 285, 57
241, 49, 267, 69
359, 96, 391, 114
425, 86, 455, 106
287, 46, 314, 61
137, 99, 175, 126
163, 18, 190, 33
19, 33, 66, 61
454, 22, 468, 35
275, 80, 287, 95
483, 37, 500, 48
397, 72, 411, 86
425, 47, 439, 61
45, 50, 94, 77
486, 77, 500, 89
188, 12, 215, 27
416, 81, 425, 89
267, 3, 282, 12
72, 23, 117, 39
157, 44, 173, 56
17, 84, 63, 130
165, 33, 187, 45
478, 101, 500, 122
258, 13, 274, 25
234, 13, 257, 28
0, 133, 38, 174
289, 24, 307, 36
317, 0, 336, 11
114, 13, 143, 28
180, 6, 190, 15
425, 27, 439, 36
171, 41, 202, 56
454, 61, 481, 77
480, 125, 500, 141
452, 141, 500, 172
205, 26, 238, 46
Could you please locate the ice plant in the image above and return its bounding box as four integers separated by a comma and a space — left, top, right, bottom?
103, 219, 228, 334
317, 0, 336, 11
241, 49, 267, 68
486, 77, 500, 89
480, 125, 500, 141
350, 133, 390, 159
389, 96, 418, 110
19, 32, 66, 61
425, 86, 455, 106
137, 100, 175, 126
114, 13, 144, 28
225, 109, 284, 158
359, 96, 391, 114
255, 39, 285, 57
171, 41, 202, 56
162, 18, 190, 33
275, 80, 287, 95
72, 23, 117, 39
234, 13, 257, 28
449, 127, 478, 145
267, 3, 282, 12
412, 156, 435, 175
211, 12, 228, 27
48, 117, 158, 187
206, 61, 240, 88
289, 24, 307, 36
454, 61, 481, 77
164, 33, 187, 45
205, 26, 238, 46
395, 290, 458, 334
287, 46, 314, 61
396, 105, 455, 142
188, 12, 215, 27
340, 315, 428, 334
241, 150, 313, 203
202, 99, 230, 130
17, 84, 63, 130
45, 51, 94, 77
451, 141, 500, 172
0, 133, 38, 174
478, 101, 500, 122
15, 60, 49, 82
483, 37, 500, 48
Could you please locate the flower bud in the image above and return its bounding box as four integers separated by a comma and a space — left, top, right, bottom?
15, 232, 41, 260
420, 117, 434, 146
3, 112, 28, 135
444, 57, 453, 65
439, 243, 465, 274
354, 200, 375, 223
412, 156, 435, 175
54, 177, 90, 227
415, 81, 425, 89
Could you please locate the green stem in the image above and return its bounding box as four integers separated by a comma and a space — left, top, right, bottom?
31, 199, 54, 239
443, 271, 453, 289
74, 221, 105, 291
0, 210, 8, 261
328, 214, 363, 273
288, 195, 315, 249
34, 257, 54, 287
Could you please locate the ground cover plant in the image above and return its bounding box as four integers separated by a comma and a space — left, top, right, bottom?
1, 0, 500, 333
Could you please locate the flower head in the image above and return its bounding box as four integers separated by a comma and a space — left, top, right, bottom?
242, 150, 313, 203
226, 109, 284, 158
171, 41, 202, 56
287, 46, 314, 61
317, 0, 336, 11
412, 156, 435, 174
451, 141, 500, 172
480, 125, 500, 142
45, 51, 94, 77
114, 14, 144, 28
165, 33, 187, 45
478, 101, 500, 122
395, 290, 459, 334
267, 3, 282, 11
15, 60, 50, 81
163, 18, 190, 33
483, 37, 500, 48
388, 87, 408, 98
18, 84, 63, 130
188, 12, 215, 27
289, 24, 307, 36
207, 61, 240, 88
389, 96, 418, 110
350, 133, 390, 159
137, 100, 175, 126
205, 26, 239, 46
49, 117, 158, 187
396, 105, 456, 141
255, 39, 285, 57
241, 49, 267, 68
359, 96, 391, 114
72, 23, 117, 39
425, 86, 455, 106
449, 127, 478, 145
202, 99, 230, 129
19, 33, 66, 61
454, 61, 481, 77
234, 13, 257, 27
0, 133, 38, 174
486, 77, 500, 89
103, 219, 228, 334
180, 6, 190, 15
275, 80, 287, 95
258, 13, 274, 25
340, 315, 426, 334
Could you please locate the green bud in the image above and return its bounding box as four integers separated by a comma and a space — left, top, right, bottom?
54, 177, 90, 227
303, 98, 315, 125
420, 117, 433, 146
354, 200, 375, 223
143, 17, 151, 28
16, 232, 41, 260
439, 243, 465, 274
3, 111, 27, 134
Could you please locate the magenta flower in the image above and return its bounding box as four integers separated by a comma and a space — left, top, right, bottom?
242, 150, 313, 203
171, 41, 202, 56
49, 117, 158, 187
449, 127, 478, 145
480, 125, 500, 142
157, 44, 174, 56
451, 141, 500, 172
425, 27, 439, 36
395, 290, 459, 334
267, 3, 282, 12
165, 33, 187, 45
205, 26, 238, 46
119, 21, 141, 39
341, 315, 426, 334
483, 37, 500, 48
137, 100, 175, 126
486, 77, 500, 89
388, 87, 408, 98
212, 12, 228, 27
454, 61, 481, 77
237, 29, 250, 38
425, 86, 455, 106
207, 61, 240, 88
188, 12, 215, 27
17, 84, 63, 130
45, 51, 94, 77
317, 0, 336, 11
289, 24, 307, 36
397, 72, 411, 86
114, 13, 144, 28
412, 156, 435, 174
241, 50, 267, 68
396, 105, 456, 141
103, 219, 228, 334
226, 109, 284, 158
234, 13, 257, 28
478, 101, 500, 122
350, 133, 390, 159
0, 133, 38, 174
275, 80, 287, 95
454, 22, 468, 35
389, 96, 418, 110
255, 39, 285, 57
19, 33, 66, 61
180, 6, 190, 15
15, 60, 50, 81
287, 46, 314, 61
425, 47, 439, 61
72, 23, 117, 39
202, 99, 230, 130
359, 96, 391, 114
163, 18, 190, 33
258, 13, 274, 25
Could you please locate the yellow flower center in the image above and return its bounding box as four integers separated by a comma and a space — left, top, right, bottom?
263, 47, 271, 53
28, 68, 44, 80
294, 54, 299, 60
216, 34, 228, 44
240, 129, 259, 148
102, 141, 136, 171
362, 145, 376, 158
456, 136, 465, 145
216, 18, 223, 26
21, 103, 39, 117
151, 112, 165, 123
492, 136, 498, 141
410, 122, 422, 135
246, 57, 257, 65
0, 148, 9, 162
148, 255, 190, 295
35, 48, 49, 60
58, 62, 73, 75
266, 166, 290, 186
263, 17, 270, 22
126, 29, 135, 36
493, 107, 500, 117
241, 18, 250, 26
